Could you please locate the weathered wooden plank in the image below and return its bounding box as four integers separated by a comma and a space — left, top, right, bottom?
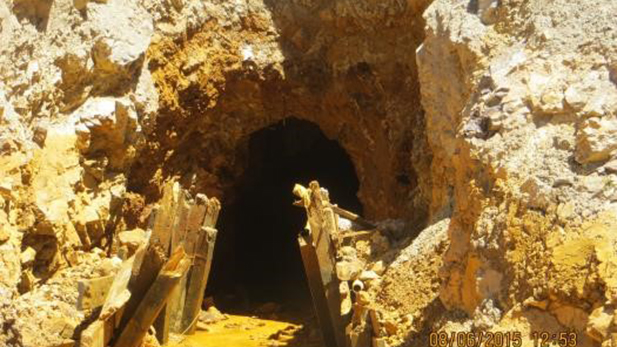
151, 183, 183, 343
179, 196, 220, 334
151, 182, 181, 253
80, 320, 105, 347
329, 205, 375, 229
163, 190, 193, 336
299, 234, 341, 347
182, 194, 209, 257
292, 200, 376, 229
113, 246, 190, 347
100, 232, 150, 321
118, 186, 177, 342
294, 181, 349, 347
203, 197, 221, 228
165, 193, 208, 335
170, 190, 191, 253
182, 226, 218, 333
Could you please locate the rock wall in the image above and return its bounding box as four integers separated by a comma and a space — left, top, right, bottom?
418, 0, 617, 345
129, 0, 433, 226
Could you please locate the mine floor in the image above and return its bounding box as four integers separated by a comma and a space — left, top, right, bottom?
173, 306, 323, 347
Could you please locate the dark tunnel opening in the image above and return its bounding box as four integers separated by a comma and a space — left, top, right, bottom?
206, 117, 362, 320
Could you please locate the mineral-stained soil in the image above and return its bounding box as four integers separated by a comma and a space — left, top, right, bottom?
1, 0, 617, 346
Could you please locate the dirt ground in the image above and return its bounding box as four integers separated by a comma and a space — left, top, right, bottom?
171, 309, 323, 347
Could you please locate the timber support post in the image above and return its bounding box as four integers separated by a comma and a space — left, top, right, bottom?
294, 181, 349, 347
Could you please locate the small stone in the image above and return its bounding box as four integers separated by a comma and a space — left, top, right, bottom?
586, 306, 614, 342
18, 270, 35, 294
556, 202, 575, 223
336, 260, 362, 281
0, 181, 13, 197
523, 297, 548, 310
384, 320, 398, 336
360, 270, 380, 281
340, 246, 357, 258
553, 177, 574, 187
199, 306, 226, 324
73, 0, 88, 10
0, 229, 8, 243
20, 247, 37, 266
553, 136, 572, 151
581, 175, 605, 194
401, 314, 414, 325
117, 228, 146, 251
604, 159, 617, 174
338, 217, 352, 231
575, 117, 617, 164
564, 85, 586, 110
370, 261, 386, 275
98, 257, 122, 276
196, 322, 210, 331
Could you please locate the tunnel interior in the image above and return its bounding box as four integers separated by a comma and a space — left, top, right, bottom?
206, 117, 362, 317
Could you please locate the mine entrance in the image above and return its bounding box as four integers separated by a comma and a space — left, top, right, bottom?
207, 118, 362, 321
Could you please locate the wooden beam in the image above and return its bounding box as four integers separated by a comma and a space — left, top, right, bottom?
292, 200, 376, 229
113, 246, 190, 347
179, 197, 220, 334
165, 191, 198, 335
182, 226, 218, 333
299, 234, 341, 347
295, 182, 349, 347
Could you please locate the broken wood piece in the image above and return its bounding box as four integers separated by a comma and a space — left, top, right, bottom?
299, 234, 343, 347
100, 236, 150, 320
113, 246, 190, 347
296, 181, 350, 347
202, 197, 221, 229
348, 324, 372, 347
168, 195, 220, 335
341, 231, 373, 239
79, 314, 116, 347
77, 275, 115, 311
162, 190, 194, 337
181, 226, 218, 334
292, 198, 376, 230
118, 202, 172, 343
372, 337, 389, 347
80, 320, 105, 347
329, 205, 376, 229
149, 188, 181, 339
